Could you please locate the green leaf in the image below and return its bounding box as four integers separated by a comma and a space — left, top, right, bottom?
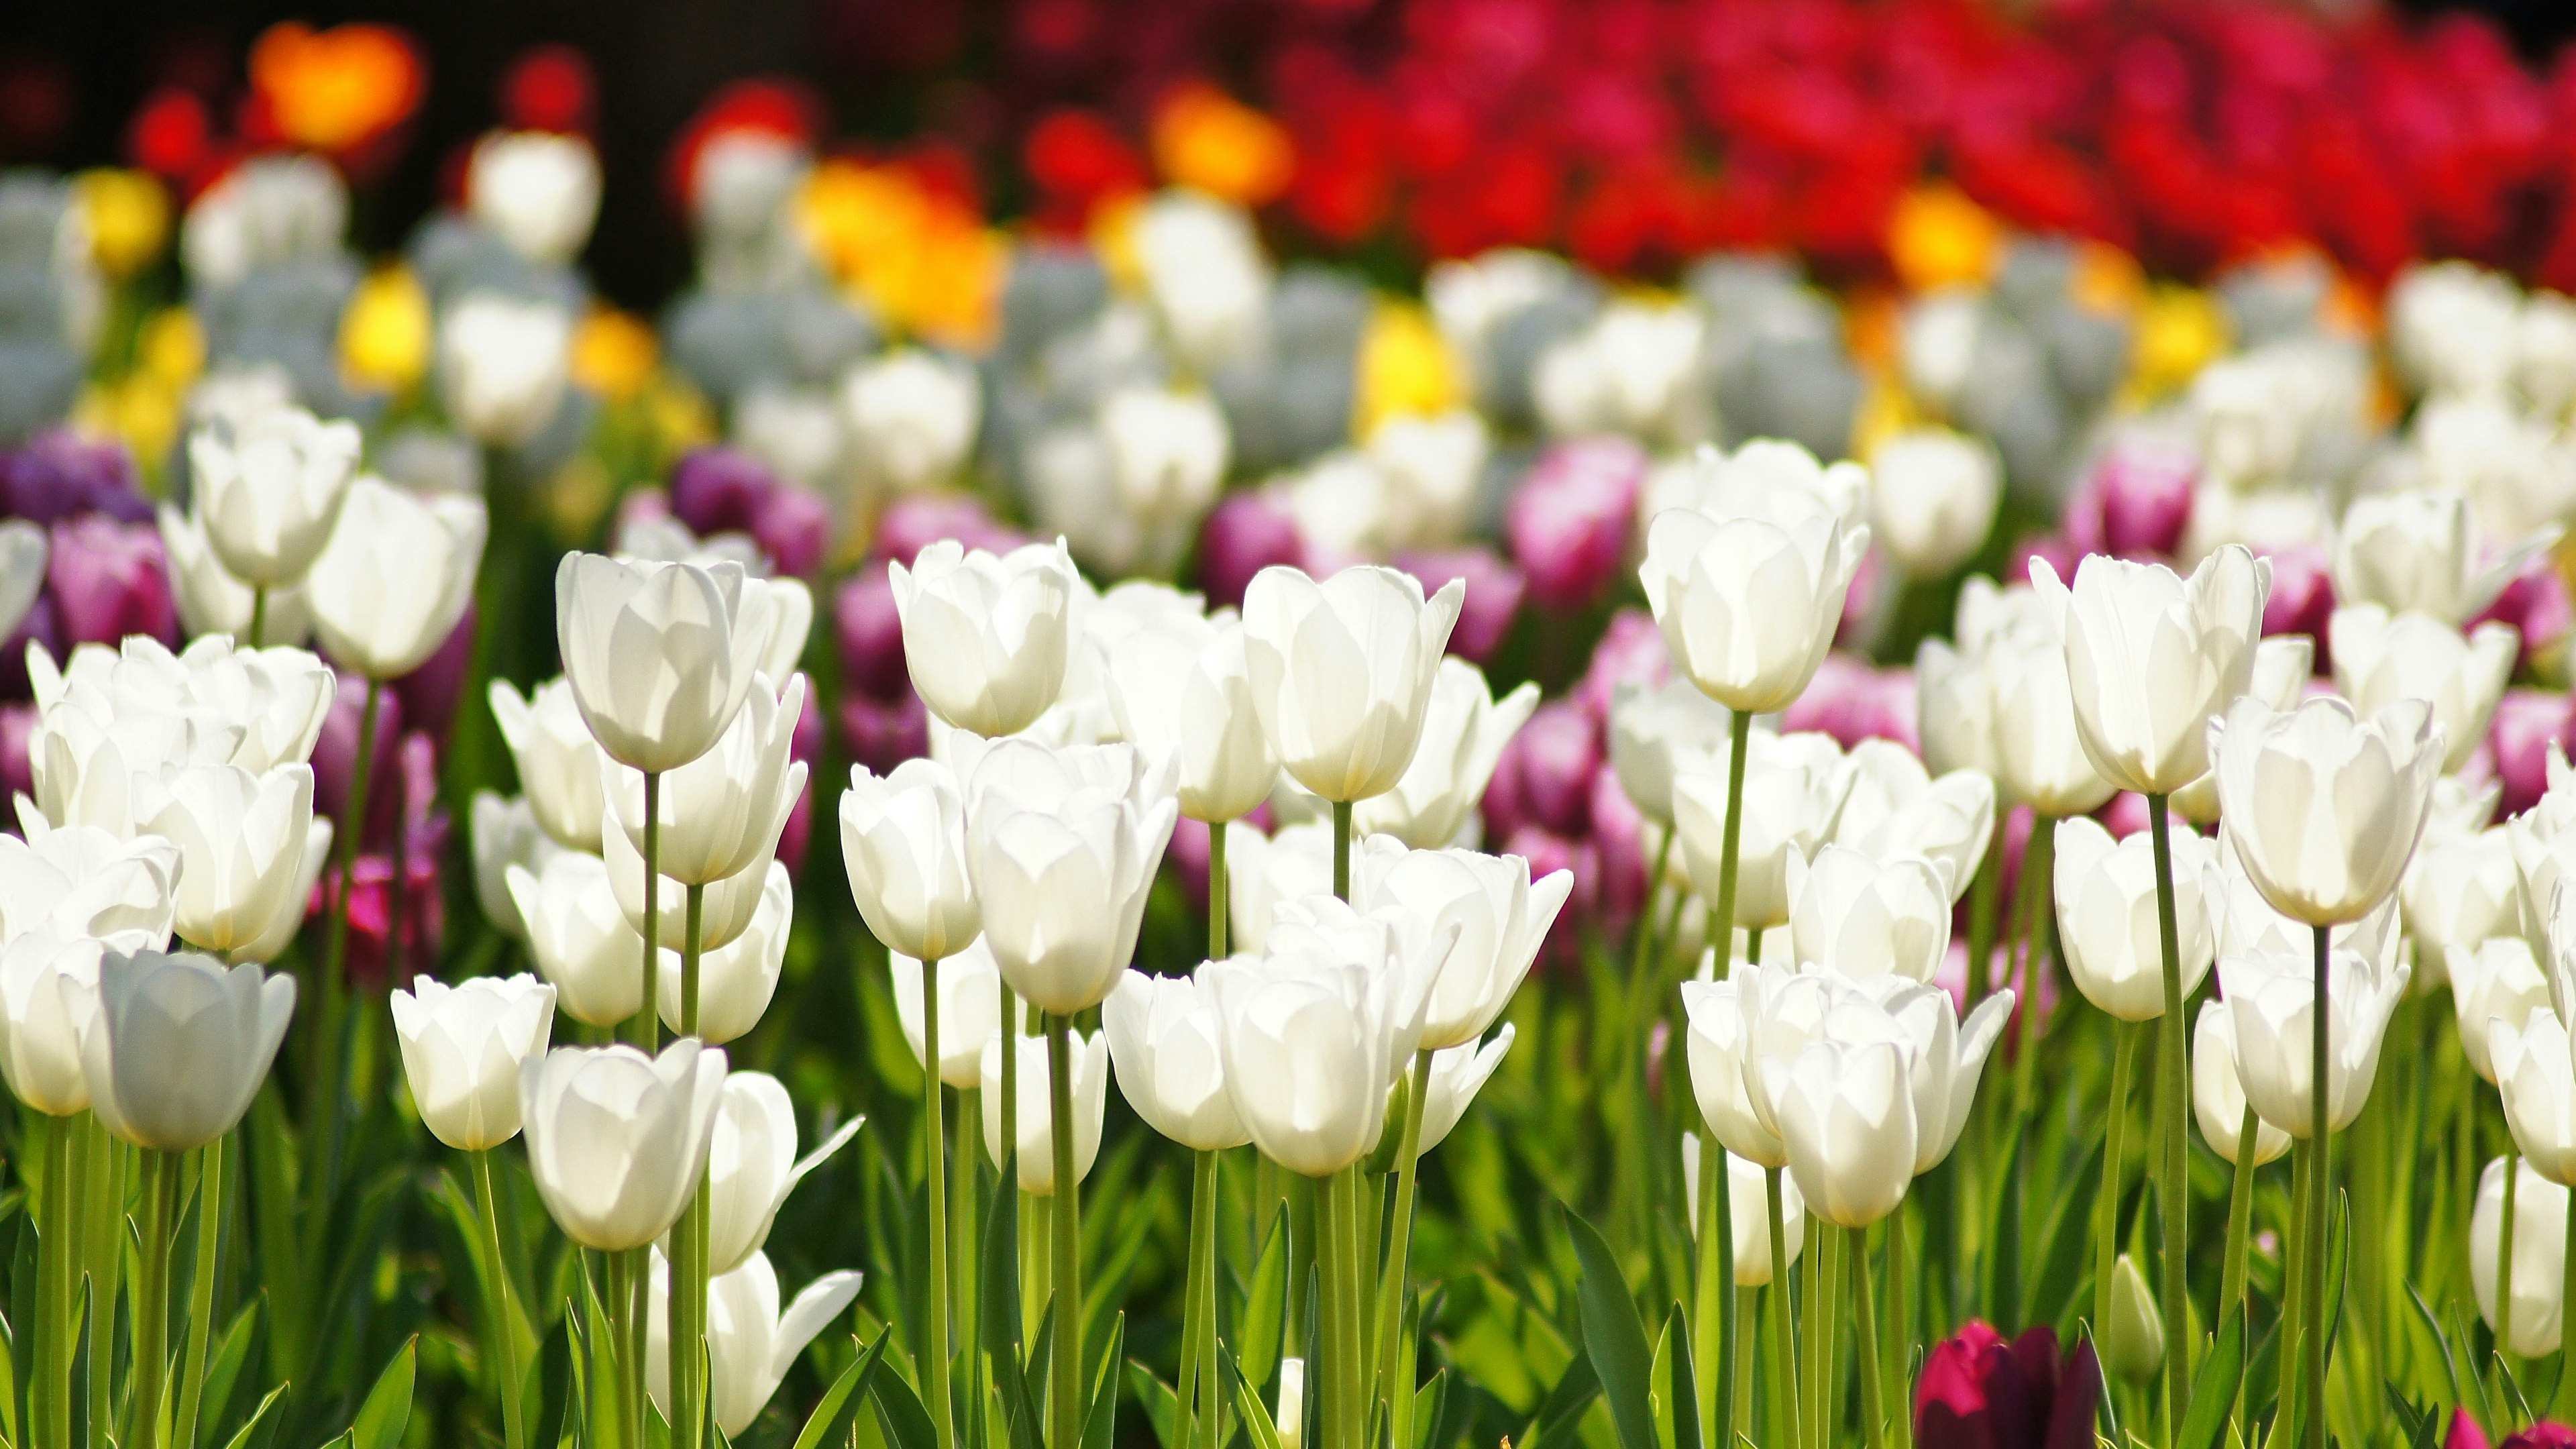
1078, 1313, 1124, 1449
1125, 1362, 1181, 1449
217, 1383, 287, 1449
1564, 1209, 1655, 1449
2022, 1129, 2103, 1334
2174, 1305, 2244, 1449
870, 1347, 941, 1449
539, 1298, 582, 1449
1237, 1203, 1289, 1398
195, 1297, 262, 1449
1653, 1306, 1699, 1449
792, 1331, 890, 1449
981, 1157, 1041, 1449
1411, 1368, 1449, 1449
347, 1336, 416, 1449
1220, 1348, 1283, 1449
1518, 1351, 1601, 1449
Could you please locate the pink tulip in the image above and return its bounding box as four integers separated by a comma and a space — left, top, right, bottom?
1197, 491, 1305, 611
1398, 547, 1525, 661
47, 517, 175, 647
1506, 437, 1644, 610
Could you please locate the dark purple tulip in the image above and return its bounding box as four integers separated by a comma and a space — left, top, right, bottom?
2473, 551, 2574, 676
388, 602, 477, 751
2261, 544, 2335, 667
314, 673, 408, 850
47, 517, 176, 647
1503, 822, 1595, 975
1571, 607, 1670, 725
2067, 439, 2195, 559
1, 430, 150, 525
1195, 492, 1305, 612
875, 493, 1028, 570
669, 446, 781, 539
776, 686, 824, 874
1507, 437, 1644, 611
0, 700, 32, 804
1915, 1322, 2099, 1449
839, 690, 930, 777
2491, 687, 2573, 820
2447, 1410, 2576, 1448
835, 563, 912, 702
1780, 653, 1917, 753
1398, 547, 1525, 663
1486, 700, 1597, 838
755, 484, 833, 578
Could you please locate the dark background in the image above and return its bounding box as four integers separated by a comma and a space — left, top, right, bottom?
0, 0, 2564, 311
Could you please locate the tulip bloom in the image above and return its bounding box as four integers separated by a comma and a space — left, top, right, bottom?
2220, 945, 2410, 1138
1784, 843, 1953, 983
0, 824, 179, 953
1103, 971, 1250, 1152
1242, 565, 1464, 804
1913, 1322, 2101, 1449
1208, 914, 1434, 1178
2452, 940, 2553, 1084
2052, 815, 2221, 1021
184, 405, 360, 588
2496, 1012, 2576, 1187
557, 553, 778, 775
2033, 545, 2269, 796
840, 757, 980, 965
468, 129, 602, 264
508, 852, 650, 1028
519, 1038, 727, 1252
2212, 696, 2446, 927
389, 973, 557, 1150
1362, 846, 1569, 1050
0, 932, 104, 1116
692, 1071, 863, 1277
1609, 677, 1733, 827
1673, 731, 1850, 934
890, 539, 1079, 739
2474, 1155, 2572, 1360
306, 478, 488, 680
140, 761, 317, 961
1351, 657, 1535, 848
1639, 500, 1869, 715
2190, 1005, 2290, 1169
647, 1251, 865, 1438
490, 676, 609, 852
2329, 606, 2517, 774
441, 292, 573, 445
2332, 488, 2545, 627
602, 674, 807, 888
76, 950, 297, 1152
1105, 612, 1279, 825
892, 940, 1002, 1088
1870, 428, 2000, 580
1760, 1035, 1916, 1228
967, 740, 1177, 1016
655, 865, 791, 1044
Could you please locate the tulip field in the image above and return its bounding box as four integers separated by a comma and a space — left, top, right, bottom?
16, 3, 2576, 1449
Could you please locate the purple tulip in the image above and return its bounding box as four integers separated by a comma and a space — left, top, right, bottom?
1196, 492, 1305, 612
1589, 762, 1649, 926
835, 563, 912, 702
0, 700, 33, 804
1571, 607, 1670, 724
314, 673, 408, 850
1398, 547, 1525, 663
776, 686, 824, 874
875, 494, 1028, 570
47, 517, 176, 647
0, 595, 60, 700
1503, 822, 1595, 974
2446, 1410, 2576, 1449
2491, 688, 2573, 820
839, 690, 930, 777
2015, 535, 2083, 593
1, 430, 151, 525
669, 447, 781, 539
1485, 700, 1598, 838
2473, 551, 2574, 676
755, 484, 833, 578
1780, 653, 1917, 754
1507, 438, 1645, 612
2067, 439, 2196, 559
2261, 544, 2335, 667
388, 602, 477, 751
1914, 1322, 2100, 1449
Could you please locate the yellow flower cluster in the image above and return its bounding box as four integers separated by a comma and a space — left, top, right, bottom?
798, 160, 1006, 352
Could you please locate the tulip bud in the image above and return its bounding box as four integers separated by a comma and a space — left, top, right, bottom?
307, 478, 488, 680
468, 130, 602, 264
2221, 944, 2410, 1139
182, 405, 361, 588
440, 292, 572, 445
1362, 847, 1569, 1051
1760, 1036, 1916, 1228
2330, 606, 2517, 774
1275, 1359, 1306, 1449
1870, 429, 1999, 580
601, 673, 806, 887
657, 863, 791, 1044
2496, 1010, 2576, 1187
1353, 657, 1534, 849
979, 1028, 1108, 1193
0, 932, 103, 1115
1104, 971, 1250, 1152
556, 553, 777, 775
1673, 731, 1851, 934
1640, 500, 1868, 716
520, 1038, 727, 1251
967, 739, 1176, 1015
1105, 613, 1279, 826
1243, 565, 1464, 804
390, 973, 556, 1150
140, 761, 317, 961
2475, 1155, 2571, 1358
890, 539, 1079, 740
843, 349, 981, 494
1786, 843, 1952, 983
469, 794, 557, 941
76, 949, 296, 1152
2212, 695, 2446, 928
647, 1251, 865, 1438
508, 852, 649, 1028
2190, 1003, 2290, 1168
2053, 814, 2221, 1020
490, 677, 608, 853
2031, 545, 2270, 795
48, 517, 177, 647
1507, 438, 1644, 612
2102, 1255, 2164, 1385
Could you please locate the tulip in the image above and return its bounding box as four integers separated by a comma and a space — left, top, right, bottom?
656, 865, 791, 1044
1207, 920, 1434, 1178
979, 1028, 1107, 1193
307, 478, 488, 680
2102, 1255, 2165, 1385
646, 1252, 865, 1438
692, 1071, 864, 1277
1913, 1322, 2102, 1449
508, 851, 649, 1028
1673, 731, 1850, 934
1103, 971, 1250, 1151
2171, 634, 2314, 824
2495, 691, 2574, 820
0, 824, 178, 952
1355, 657, 1538, 849
1479, 700, 1597, 840
177, 637, 337, 772
1224, 820, 1335, 955
602, 674, 806, 890
162, 506, 315, 647
1760, 1034, 1915, 1228
1870, 429, 2000, 580
2455, 940, 2555, 1084
0, 932, 102, 1115
2053, 814, 2222, 1020
1106, 612, 1280, 825
2328, 606, 2517, 773
602, 829, 777, 957
838, 757, 979, 965
1869, 976, 2014, 1172
2403, 820, 2521, 976
2212, 696, 2446, 927
1242, 565, 1464, 804
1413, 1024, 1513, 1154
967, 739, 1177, 1016
1363, 847, 1568, 1051
2496, 1012, 2576, 1187
520, 1038, 727, 1252
1197, 492, 1307, 613
2475, 1156, 2571, 1358
2192, 1004, 2291, 1168
892, 938, 1003, 1089
1610, 677, 1733, 826
1639, 500, 1870, 715
1833, 747, 1995, 902
1680, 978, 1786, 1169
490, 676, 609, 852
1507, 438, 1644, 612
139, 762, 315, 960
2070, 437, 2196, 559
843, 350, 981, 494
1914, 637, 1996, 784
390, 973, 557, 1150
1395, 547, 1523, 663
556, 553, 778, 775
183, 405, 360, 590
2220, 944, 2410, 1138
75, 949, 296, 1153
1981, 613, 2117, 817
1097, 386, 1230, 570
890, 539, 1079, 739
48, 516, 177, 647
1784, 843, 1953, 983
2033, 545, 2270, 796
468, 129, 602, 264
441, 292, 572, 445
2333, 489, 2550, 628
1678, 1134, 1805, 1285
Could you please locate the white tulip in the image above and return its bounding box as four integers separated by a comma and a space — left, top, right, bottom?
2212, 696, 2446, 927
979, 1028, 1107, 1194
1106, 612, 1279, 824
508, 853, 649, 1028
183, 405, 361, 586
843, 349, 981, 494
1103, 971, 1250, 1152
231, 816, 331, 967
1242, 566, 1464, 804
1610, 677, 1731, 826
1415, 1024, 1513, 1152
1864, 976, 2014, 1172
2191, 1003, 2290, 1168
2171, 634, 2314, 825
2032, 545, 2271, 795
2333, 488, 2551, 627
178, 638, 335, 773
74, 950, 296, 1152
2328, 606, 2517, 773
892, 938, 1003, 1089
1870, 429, 2000, 580
1833, 746, 1995, 902
648, 1252, 865, 1439
2452, 938, 2553, 1083
1680, 977, 1782, 1168
1640, 502, 1869, 715
967, 739, 1177, 1015
1352, 658, 1537, 849
1534, 299, 1705, 442
390, 973, 557, 1150
1224, 820, 1336, 955
1102, 387, 1228, 541
490, 677, 609, 853
307, 478, 487, 680
519, 1038, 727, 1251
1362, 847, 1569, 1050
440, 292, 572, 445
556, 553, 778, 775
1913, 637, 1996, 782
890, 539, 1080, 739
139, 762, 314, 961
839, 757, 979, 964
1679, 1134, 1806, 1287
2053, 814, 2222, 1021
1981, 612, 2117, 816
600, 674, 806, 888
1760, 1035, 1917, 1228
1784, 844, 1953, 982
690, 1071, 864, 1277
657, 864, 792, 1043
2220, 945, 2410, 1138
1731, 963, 1865, 1148
601, 828, 777, 957
1365, 410, 1486, 549
2497, 1009, 2576, 1187
0, 933, 102, 1114
161, 506, 313, 646
0, 825, 178, 953
1134, 191, 1270, 372
1672, 731, 1850, 933
468, 130, 602, 264
2474, 1156, 2571, 1358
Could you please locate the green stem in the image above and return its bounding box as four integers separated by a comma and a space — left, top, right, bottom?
474, 1149, 527, 1449
1330, 1166, 1365, 1449
1209, 822, 1229, 961
2558, 1186, 2576, 1419
2499, 1150, 2520, 1386
1964, 824, 2002, 1006
2147, 794, 2192, 1429
1630, 825, 1674, 983
1694, 1141, 1731, 1449
922, 955, 955, 1449
2220, 1102, 2259, 1336
83, 1115, 118, 1449
130, 1149, 182, 1449
670, 881, 711, 1449
2095, 1021, 2137, 1342
607, 1250, 641, 1449
2304, 922, 2328, 1449
1332, 801, 1353, 903
1710, 710, 1752, 981
172, 1138, 224, 1449
956, 1086, 983, 1449
1854, 1227, 1885, 1449
246, 586, 266, 649
1047, 1014, 1082, 1449
1768, 1167, 1799, 1449
1181, 1151, 1217, 1449
38, 1113, 70, 1449
2008, 816, 2059, 1130
1371, 1049, 1433, 1422
633, 772, 663, 1050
